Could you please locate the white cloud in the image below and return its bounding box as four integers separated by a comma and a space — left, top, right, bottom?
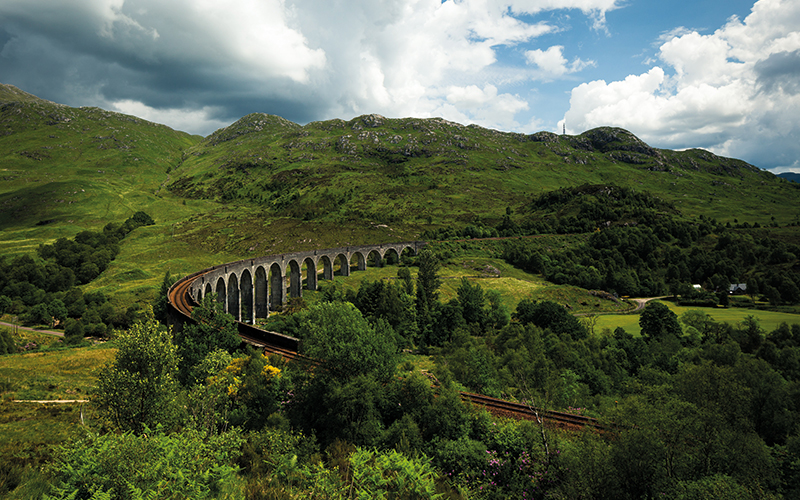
563, 0, 800, 171
525, 45, 594, 79
111, 99, 229, 135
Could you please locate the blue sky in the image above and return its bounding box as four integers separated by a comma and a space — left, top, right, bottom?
1, 0, 799, 172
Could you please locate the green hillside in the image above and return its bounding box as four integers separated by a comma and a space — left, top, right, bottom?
1, 83, 799, 304
0, 84, 200, 251
169, 112, 800, 230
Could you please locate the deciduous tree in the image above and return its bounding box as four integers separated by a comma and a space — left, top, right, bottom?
639, 302, 681, 340
94, 306, 181, 433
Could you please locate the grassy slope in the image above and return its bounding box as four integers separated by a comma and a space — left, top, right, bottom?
168, 113, 800, 233
0, 85, 201, 252
2, 84, 799, 311
0, 342, 116, 478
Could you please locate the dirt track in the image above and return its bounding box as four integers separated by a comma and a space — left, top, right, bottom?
0, 321, 63, 337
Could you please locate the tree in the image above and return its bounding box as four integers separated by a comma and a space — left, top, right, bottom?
63, 319, 84, 346
153, 270, 177, 322
175, 294, 241, 385
93, 306, 181, 433
513, 299, 586, 339
485, 289, 510, 330
415, 248, 441, 347
457, 277, 485, 326
48, 299, 68, 326
299, 302, 397, 383
397, 267, 414, 296
746, 276, 760, 304
639, 302, 681, 340
23, 303, 51, 326
0, 295, 10, 315
737, 315, 765, 354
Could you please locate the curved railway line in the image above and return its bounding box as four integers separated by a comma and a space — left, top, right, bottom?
169, 270, 609, 431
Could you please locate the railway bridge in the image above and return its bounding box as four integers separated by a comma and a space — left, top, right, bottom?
184, 241, 426, 324
167, 240, 610, 429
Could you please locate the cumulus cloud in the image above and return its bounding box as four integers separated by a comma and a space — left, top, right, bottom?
525, 45, 594, 79
111, 99, 229, 135
0, 0, 616, 135
563, 0, 800, 170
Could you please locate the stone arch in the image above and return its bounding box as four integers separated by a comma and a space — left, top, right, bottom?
227, 273, 240, 321
400, 246, 416, 263
336, 253, 350, 276
303, 257, 318, 291
204, 282, 212, 300
383, 248, 400, 265
255, 266, 268, 319
319, 255, 333, 280
215, 277, 227, 311
288, 260, 302, 298
367, 249, 383, 268
240, 269, 254, 324
269, 263, 284, 310
351, 252, 366, 272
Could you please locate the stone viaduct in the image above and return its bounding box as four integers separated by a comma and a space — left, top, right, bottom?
187, 241, 427, 324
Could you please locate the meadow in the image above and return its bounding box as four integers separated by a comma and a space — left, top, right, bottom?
595, 299, 800, 335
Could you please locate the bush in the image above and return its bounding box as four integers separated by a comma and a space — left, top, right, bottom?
0, 328, 15, 355
63, 319, 84, 346
48, 427, 243, 500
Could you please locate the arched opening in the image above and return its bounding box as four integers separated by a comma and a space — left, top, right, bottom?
320, 255, 334, 281
303, 257, 318, 290
367, 249, 383, 268
351, 252, 366, 272
289, 260, 302, 298
227, 273, 240, 321
336, 253, 350, 277
400, 247, 416, 264
384, 248, 400, 265
240, 269, 253, 324
269, 263, 284, 311
215, 277, 227, 312
255, 266, 268, 319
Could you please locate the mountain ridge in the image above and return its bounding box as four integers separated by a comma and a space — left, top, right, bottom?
1, 83, 798, 259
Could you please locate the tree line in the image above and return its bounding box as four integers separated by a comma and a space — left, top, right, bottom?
0, 212, 155, 345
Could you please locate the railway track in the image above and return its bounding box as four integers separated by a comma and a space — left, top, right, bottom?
168, 272, 606, 430
461, 392, 607, 431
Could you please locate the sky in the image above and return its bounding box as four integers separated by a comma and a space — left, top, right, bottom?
1, 0, 799, 173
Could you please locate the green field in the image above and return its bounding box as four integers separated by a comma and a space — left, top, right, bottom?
0, 342, 116, 489
595, 300, 800, 336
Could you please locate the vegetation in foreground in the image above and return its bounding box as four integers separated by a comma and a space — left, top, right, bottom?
2, 247, 800, 498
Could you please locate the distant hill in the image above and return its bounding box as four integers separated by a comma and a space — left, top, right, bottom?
1, 82, 799, 272
779, 172, 800, 183
0, 83, 199, 232
167, 112, 798, 228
